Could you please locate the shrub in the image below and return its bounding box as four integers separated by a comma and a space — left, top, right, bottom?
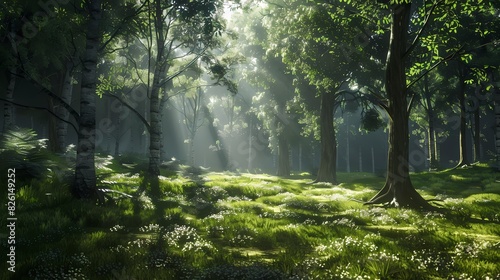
0, 128, 54, 183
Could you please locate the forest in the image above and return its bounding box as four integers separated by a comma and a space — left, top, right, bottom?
1, 0, 500, 279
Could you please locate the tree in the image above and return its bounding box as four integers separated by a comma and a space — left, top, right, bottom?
92, 0, 229, 197
262, 0, 387, 183
73, 0, 102, 199
2, 23, 17, 131
176, 84, 206, 166
240, 15, 295, 177
411, 72, 449, 170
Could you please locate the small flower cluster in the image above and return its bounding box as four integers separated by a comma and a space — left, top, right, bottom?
139, 223, 164, 233
410, 249, 453, 272
229, 234, 254, 246
28, 250, 90, 279
453, 240, 493, 259
322, 217, 358, 229
316, 235, 378, 256
164, 224, 216, 253
110, 224, 126, 232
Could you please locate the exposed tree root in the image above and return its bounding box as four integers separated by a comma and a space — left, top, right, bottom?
452, 161, 472, 170
364, 182, 439, 211
310, 178, 338, 185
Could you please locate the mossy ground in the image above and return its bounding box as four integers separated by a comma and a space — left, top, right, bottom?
1, 159, 499, 279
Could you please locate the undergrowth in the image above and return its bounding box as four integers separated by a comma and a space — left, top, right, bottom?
1, 154, 499, 279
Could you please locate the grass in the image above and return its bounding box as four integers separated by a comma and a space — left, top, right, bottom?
1, 157, 500, 279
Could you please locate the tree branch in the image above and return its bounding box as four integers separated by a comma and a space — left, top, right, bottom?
157, 47, 208, 89
0, 97, 78, 133
404, 0, 442, 58
406, 44, 465, 91
13, 48, 81, 124
103, 92, 151, 133
98, 1, 147, 52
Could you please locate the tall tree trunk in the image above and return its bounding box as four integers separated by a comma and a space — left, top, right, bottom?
4, 69, 16, 131
202, 104, 229, 170
55, 61, 74, 153
114, 113, 121, 157
148, 0, 168, 197
371, 146, 375, 173
366, 4, 431, 209
277, 129, 290, 177
159, 80, 173, 161
424, 75, 438, 170
249, 118, 253, 171
298, 142, 302, 172
359, 147, 362, 172
188, 133, 195, 165
345, 114, 350, 173
315, 91, 337, 183
73, 0, 101, 199
149, 76, 162, 197
4, 26, 17, 131
473, 85, 481, 163
456, 70, 469, 168
491, 72, 500, 171
473, 105, 481, 162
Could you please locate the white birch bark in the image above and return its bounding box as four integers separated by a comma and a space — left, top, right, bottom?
74, 0, 101, 198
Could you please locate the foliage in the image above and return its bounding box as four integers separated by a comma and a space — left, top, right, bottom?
0, 128, 55, 183
360, 108, 386, 132
5, 161, 500, 279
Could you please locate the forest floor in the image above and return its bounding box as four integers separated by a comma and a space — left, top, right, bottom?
1, 157, 500, 279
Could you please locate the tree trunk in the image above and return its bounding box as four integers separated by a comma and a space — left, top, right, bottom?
148, 0, 168, 197
456, 71, 469, 168
55, 61, 74, 153
189, 133, 195, 166
249, 118, 253, 171
345, 114, 350, 173
114, 113, 121, 157
359, 147, 362, 172
159, 79, 173, 161
424, 75, 438, 170
473, 85, 481, 163
149, 78, 162, 196
473, 106, 480, 162
366, 3, 431, 209
491, 72, 500, 171
73, 0, 101, 199
455, 79, 469, 168
3, 24, 17, 132
277, 130, 290, 177
371, 146, 375, 173
299, 142, 302, 172
3, 68, 16, 131
315, 91, 337, 183
202, 104, 229, 170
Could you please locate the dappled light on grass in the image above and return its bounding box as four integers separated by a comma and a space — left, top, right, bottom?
7, 160, 500, 279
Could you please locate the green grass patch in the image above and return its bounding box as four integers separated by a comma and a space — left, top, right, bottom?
4, 162, 500, 279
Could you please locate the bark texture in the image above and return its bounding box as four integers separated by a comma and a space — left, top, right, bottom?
4, 27, 17, 131
366, 4, 432, 209
456, 68, 469, 168
277, 129, 290, 177
492, 72, 500, 171
4, 68, 16, 131
473, 85, 481, 162
275, 102, 290, 177
315, 91, 337, 184
73, 0, 101, 199
423, 75, 438, 170
148, 0, 169, 197
55, 61, 74, 153
202, 104, 229, 169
